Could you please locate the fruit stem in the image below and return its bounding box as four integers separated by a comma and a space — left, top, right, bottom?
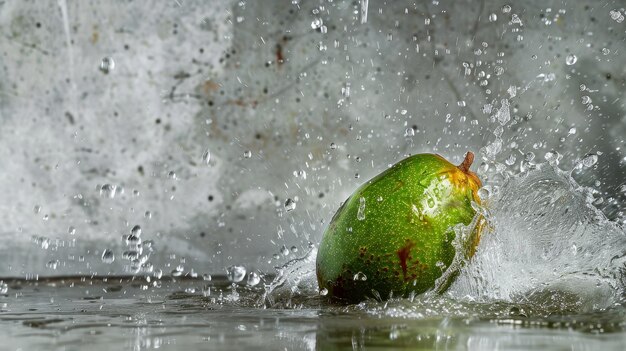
458, 152, 474, 173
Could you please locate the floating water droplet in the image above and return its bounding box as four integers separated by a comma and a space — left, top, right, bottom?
203, 273, 212, 281
609, 9, 624, 23
478, 187, 490, 200
319, 288, 328, 296
144, 211, 152, 219
353, 272, 367, 281
99, 57, 115, 74
125, 233, 141, 245
489, 13, 498, 22
494, 66, 504, 76
330, 142, 337, 150
404, 128, 415, 137
377, 196, 383, 202
290, 246, 298, 253
354, 173, 360, 179
565, 54, 578, 65
0, 281, 7, 294
581, 154, 598, 168
171, 266, 184, 277
100, 184, 117, 198
101, 249, 115, 264
544, 151, 561, 165
496, 99, 510, 125
123, 250, 140, 260
311, 18, 323, 29
505, 154, 517, 166
602, 48, 610, 55
524, 152, 535, 162
202, 149, 211, 165
280, 245, 290, 256
130, 225, 142, 237
243, 150, 252, 158
247, 272, 261, 286
226, 265, 246, 283
357, 197, 366, 221
501, 5, 511, 13
581, 96, 592, 105
33, 205, 41, 214
46, 260, 59, 270
284, 198, 296, 211
568, 127, 577, 135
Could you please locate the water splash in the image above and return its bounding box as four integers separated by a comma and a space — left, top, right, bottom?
262, 246, 318, 307
449, 163, 626, 311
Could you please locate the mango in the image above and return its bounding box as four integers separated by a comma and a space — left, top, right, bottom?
316, 152, 482, 302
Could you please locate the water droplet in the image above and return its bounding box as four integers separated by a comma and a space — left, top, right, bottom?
168, 171, 177, 180
99, 57, 115, 74
144, 211, 152, 219
46, 260, 59, 270
357, 197, 366, 221
0, 281, 7, 294
203, 274, 212, 281
404, 128, 415, 137
544, 151, 561, 165
330, 142, 337, 150
226, 265, 246, 283
311, 18, 323, 29
427, 197, 435, 208
290, 246, 298, 253
33, 205, 41, 214
581, 154, 598, 168
565, 54, 578, 65
501, 5, 511, 13
202, 149, 211, 165
568, 127, 577, 135
243, 150, 252, 158
602, 48, 610, 55
354, 173, 360, 179
124, 234, 141, 246
171, 266, 184, 277
581, 96, 592, 105
280, 245, 290, 256
284, 198, 296, 211
247, 272, 261, 286
100, 184, 117, 198
101, 249, 115, 264
319, 288, 328, 296
68, 226, 76, 235
478, 187, 490, 200
123, 251, 140, 260
488, 13, 497, 22
494, 66, 504, 75
131, 225, 142, 237
524, 152, 535, 162
377, 196, 383, 202
505, 154, 517, 166
353, 272, 367, 281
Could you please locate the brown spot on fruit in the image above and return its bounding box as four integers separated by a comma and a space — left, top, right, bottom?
397, 240, 415, 280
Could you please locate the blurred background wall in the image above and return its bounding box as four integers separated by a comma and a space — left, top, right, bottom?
0, 0, 624, 277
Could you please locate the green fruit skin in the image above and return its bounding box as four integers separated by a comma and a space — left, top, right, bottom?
316, 153, 481, 302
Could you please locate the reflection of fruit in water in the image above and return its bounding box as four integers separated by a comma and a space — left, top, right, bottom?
316, 152, 483, 302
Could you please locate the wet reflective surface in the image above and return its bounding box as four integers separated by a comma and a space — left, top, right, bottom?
1, 277, 625, 350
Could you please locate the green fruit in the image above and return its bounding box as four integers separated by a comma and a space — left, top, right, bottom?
316, 152, 482, 302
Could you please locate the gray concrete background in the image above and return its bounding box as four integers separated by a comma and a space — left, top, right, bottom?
0, 0, 624, 277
